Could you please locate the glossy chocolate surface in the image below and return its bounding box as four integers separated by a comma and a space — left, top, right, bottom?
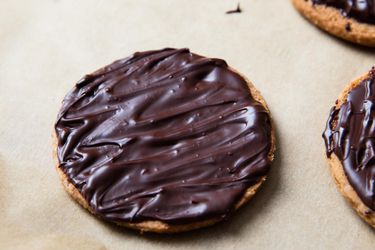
55, 48, 272, 224
313, 0, 375, 24
323, 69, 375, 210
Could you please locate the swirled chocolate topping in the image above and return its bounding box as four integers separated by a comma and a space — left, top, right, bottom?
312, 0, 375, 24
323, 68, 375, 211
55, 48, 272, 224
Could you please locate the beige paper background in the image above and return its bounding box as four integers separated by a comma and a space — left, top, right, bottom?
1, 0, 374, 249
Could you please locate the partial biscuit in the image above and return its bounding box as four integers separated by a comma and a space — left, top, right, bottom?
324, 70, 375, 228
292, 0, 375, 47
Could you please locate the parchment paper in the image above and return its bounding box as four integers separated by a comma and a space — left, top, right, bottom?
1, 0, 374, 249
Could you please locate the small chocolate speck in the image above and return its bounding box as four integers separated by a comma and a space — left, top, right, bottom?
364, 210, 373, 215
226, 3, 242, 14
345, 22, 351, 32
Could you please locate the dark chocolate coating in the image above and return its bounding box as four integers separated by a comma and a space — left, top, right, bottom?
55, 48, 272, 224
312, 0, 375, 24
323, 69, 375, 211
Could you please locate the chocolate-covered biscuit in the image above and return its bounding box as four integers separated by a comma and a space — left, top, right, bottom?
53, 48, 275, 233
323, 68, 375, 228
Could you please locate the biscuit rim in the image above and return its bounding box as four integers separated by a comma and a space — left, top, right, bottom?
325, 69, 375, 228
291, 0, 375, 47
52, 66, 276, 234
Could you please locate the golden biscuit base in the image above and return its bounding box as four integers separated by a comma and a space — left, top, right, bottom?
292, 0, 375, 47
326, 70, 375, 228
52, 70, 276, 233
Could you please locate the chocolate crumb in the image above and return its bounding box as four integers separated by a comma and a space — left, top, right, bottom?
226, 3, 242, 14
345, 22, 351, 32
364, 210, 372, 216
